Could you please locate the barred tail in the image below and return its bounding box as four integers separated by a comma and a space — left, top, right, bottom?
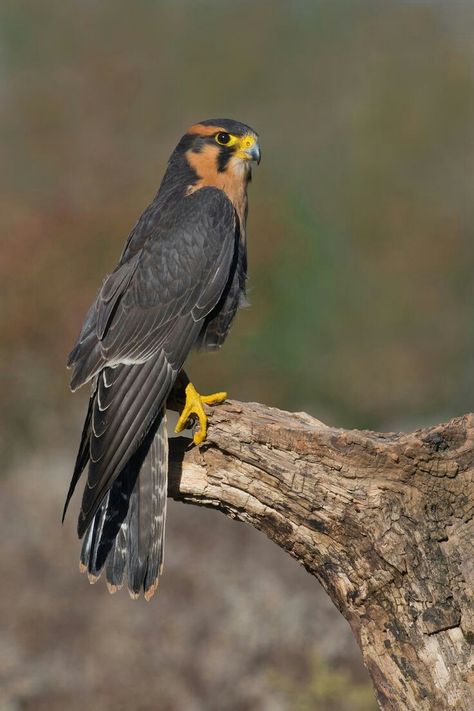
80, 410, 168, 601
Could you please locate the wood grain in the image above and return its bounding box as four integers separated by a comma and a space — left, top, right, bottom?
168, 400, 474, 710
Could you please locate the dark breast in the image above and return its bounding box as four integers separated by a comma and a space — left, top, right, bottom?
198, 219, 247, 350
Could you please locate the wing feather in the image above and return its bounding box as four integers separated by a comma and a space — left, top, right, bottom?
68, 188, 236, 387
79, 355, 173, 535
96, 253, 141, 339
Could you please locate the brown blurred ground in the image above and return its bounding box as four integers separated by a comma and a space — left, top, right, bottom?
1, 1, 473, 709
1, 450, 373, 711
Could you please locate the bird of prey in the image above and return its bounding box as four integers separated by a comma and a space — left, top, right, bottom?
64, 119, 260, 600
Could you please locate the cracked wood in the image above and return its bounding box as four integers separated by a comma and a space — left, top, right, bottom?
168, 400, 474, 711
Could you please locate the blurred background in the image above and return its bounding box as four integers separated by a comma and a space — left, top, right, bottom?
1, 1, 473, 709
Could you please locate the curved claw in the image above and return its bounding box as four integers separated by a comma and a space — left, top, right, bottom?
175, 382, 227, 445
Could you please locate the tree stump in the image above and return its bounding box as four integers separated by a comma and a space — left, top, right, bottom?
168, 400, 474, 710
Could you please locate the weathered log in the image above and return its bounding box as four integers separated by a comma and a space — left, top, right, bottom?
168, 400, 474, 711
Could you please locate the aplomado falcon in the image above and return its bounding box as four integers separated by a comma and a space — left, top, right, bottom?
64, 119, 260, 600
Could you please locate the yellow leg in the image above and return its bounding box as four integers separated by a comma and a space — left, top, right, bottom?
175, 382, 227, 445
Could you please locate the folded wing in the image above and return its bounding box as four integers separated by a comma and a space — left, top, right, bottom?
66, 187, 238, 537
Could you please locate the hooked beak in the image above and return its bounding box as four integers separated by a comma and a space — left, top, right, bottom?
248, 142, 261, 164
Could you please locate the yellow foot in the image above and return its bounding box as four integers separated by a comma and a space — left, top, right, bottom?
175, 382, 227, 445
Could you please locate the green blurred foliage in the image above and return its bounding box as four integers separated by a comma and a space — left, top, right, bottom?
1, 0, 473, 450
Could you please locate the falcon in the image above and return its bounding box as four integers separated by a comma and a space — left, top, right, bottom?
64, 119, 260, 600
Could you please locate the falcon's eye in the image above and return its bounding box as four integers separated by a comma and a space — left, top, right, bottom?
215, 132, 231, 146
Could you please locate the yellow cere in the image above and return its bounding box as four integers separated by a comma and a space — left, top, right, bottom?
240, 135, 256, 149
236, 134, 257, 160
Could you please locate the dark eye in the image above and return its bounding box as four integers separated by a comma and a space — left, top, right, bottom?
216, 132, 231, 146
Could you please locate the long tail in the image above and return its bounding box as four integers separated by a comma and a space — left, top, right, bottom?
79, 410, 168, 600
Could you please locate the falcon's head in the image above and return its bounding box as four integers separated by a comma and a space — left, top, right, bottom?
183, 118, 261, 168
164, 119, 260, 213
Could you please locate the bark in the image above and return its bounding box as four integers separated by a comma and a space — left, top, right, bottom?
167, 400, 474, 711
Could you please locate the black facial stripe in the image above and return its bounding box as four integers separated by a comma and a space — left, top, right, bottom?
217, 146, 233, 173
